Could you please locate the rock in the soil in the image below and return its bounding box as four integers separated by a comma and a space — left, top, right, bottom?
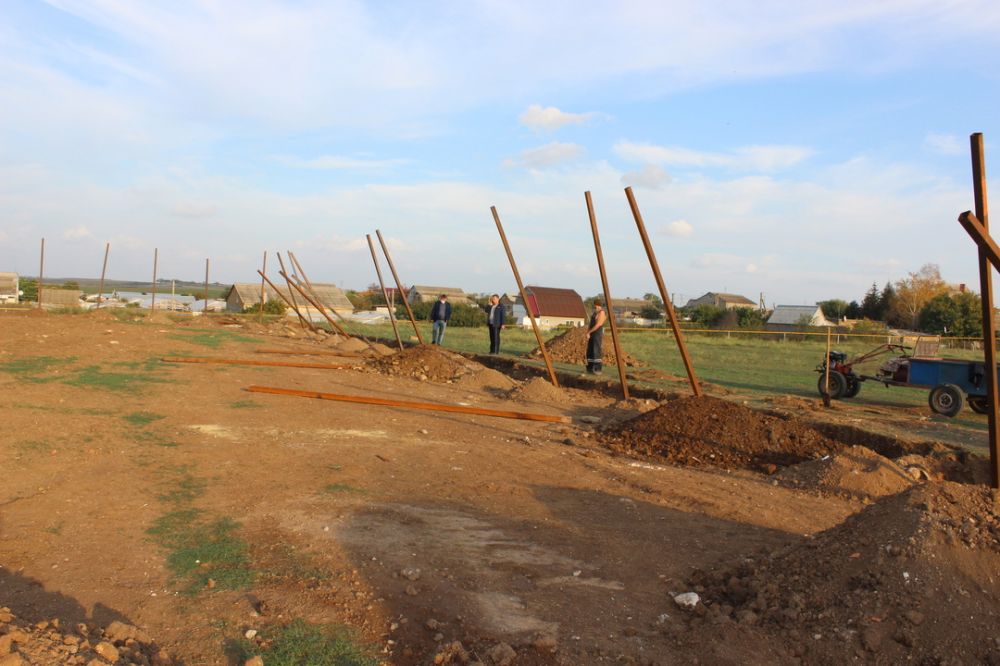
0, 654, 25, 666
400, 567, 421, 581
579, 415, 601, 424
533, 633, 558, 651
94, 641, 119, 662
488, 641, 517, 666
405, 584, 419, 596
244, 657, 264, 666
673, 592, 700, 609
425, 618, 441, 630
903, 610, 924, 626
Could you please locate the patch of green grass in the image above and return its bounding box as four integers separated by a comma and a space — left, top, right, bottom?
130, 430, 179, 448
322, 483, 361, 494
14, 439, 48, 454
63, 365, 171, 392
0, 356, 75, 382
123, 411, 166, 426
260, 543, 330, 583
227, 620, 377, 666
168, 329, 261, 349
229, 399, 261, 409
147, 511, 254, 593
157, 475, 207, 505
44, 521, 64, 535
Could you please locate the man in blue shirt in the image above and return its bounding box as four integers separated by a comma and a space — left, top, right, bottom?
430, 294, 452, 345
486, 293, 504, 354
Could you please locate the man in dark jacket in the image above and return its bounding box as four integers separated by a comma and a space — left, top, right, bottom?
430, 294, 452, 345
486, 293, 504, 354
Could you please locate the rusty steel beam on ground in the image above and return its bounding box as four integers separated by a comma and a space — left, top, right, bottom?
375, 229, 425, 344
246, 384, 572, 423
624, 186, 702, 397
286, 252, 357, 338
256, 269, 317, 332
585, 191, 630, 400
255, 348, 363, 357
279, 270, 351, 338
162, 356, 352, 370
366, 234, 404, 351
490, 206, 560, 387
275, 253, 315, 331
259, 251, 267, 325
37, 238, 44, 309
970, 132, 999, 489
97, 242, 110, 305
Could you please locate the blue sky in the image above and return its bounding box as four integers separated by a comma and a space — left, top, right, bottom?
2, 0, 1000, 306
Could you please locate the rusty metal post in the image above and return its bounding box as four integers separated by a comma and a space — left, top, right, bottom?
259, 251, 267, 324
972, 133, 1000, 489
375, 229, 425, 344
275, 252, 309, 330
37, 238, 44, 309
97, 242, 110, 305
366, 235, 404, 351
288, 251, 358, 338
151, 248, 158, 312
585, 191, 629, 399
823, 327, 832, 408
279, 271, 349, 337
257, 270, 317, 332
203, 258, 209, 313
490, 206, 559, 387
624, 186, 702, 396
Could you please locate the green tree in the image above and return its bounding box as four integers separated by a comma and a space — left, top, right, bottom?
818, 299, 848, 321
643, 293, 664, 309
845, 300, 862, 319
736, 308, 765, 329
860, 283, 881, 320
243, 300, 287, 315
60, 280, 80, 290
20, 278, 38, 302
918, 292, 981, 336
639, 305, 663, 320
687, 304, 724, 327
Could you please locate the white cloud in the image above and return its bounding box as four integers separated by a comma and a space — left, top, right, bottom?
507, 142, 585, 168
661, 220, 693, 237
274, 155, 410, 171
62, 225, 92, 240
171, 201, 217, 219
614, 141, 812, 172
519, 104, 595, 131
622, 164, 671, 189
924, 133, 965, 156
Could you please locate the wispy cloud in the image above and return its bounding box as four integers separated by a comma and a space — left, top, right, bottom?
519, 104, 596, 131
506, 142, 585, 168
274, 155, 410, 171
62, 225, 92, 240
622, 164, 671, 189
614, 141, 812, 172
923, 132, 964, 156
661, 219, 693, 238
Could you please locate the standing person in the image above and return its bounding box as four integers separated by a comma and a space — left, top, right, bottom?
430, 294, 452, 345
586, 299, 607, 374
486, 294, 504, 354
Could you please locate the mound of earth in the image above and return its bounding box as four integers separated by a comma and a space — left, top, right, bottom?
507, 376, 570, 404
370, 345, 490, 383
600, 395, 843, 473
528, 326, 642, 367
777, 445, 916, 498
0, 608, 174, 664
686, 481, 1000, 664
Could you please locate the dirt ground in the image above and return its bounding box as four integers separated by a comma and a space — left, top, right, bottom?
1, 310, 998, 665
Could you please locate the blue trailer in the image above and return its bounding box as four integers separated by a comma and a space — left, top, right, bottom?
816, 344, 997, 417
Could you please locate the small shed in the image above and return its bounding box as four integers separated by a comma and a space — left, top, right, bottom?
38, 288, 83, 309
685, 292, 757, 310
766, 305, 833, 330
611, 298, 658, 319
0, 272, 19, 303
225, 282, 353, 317
407, 285, 472, 306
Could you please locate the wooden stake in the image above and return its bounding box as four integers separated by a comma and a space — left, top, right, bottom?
366, 234, 404, 351
37, 238, 44, 309
625, 187, 702, 397
585, 191, 630, 399
151, 248, 158, 311
275, 252, 310, 330
97, 242, 110, 305
375, 229, 425, 344
256, 270, 317, 332
490, 206, 559, 387
971, 132, 1000, 489
259, 251, 267, 324
246, 385, 571, 423
162, 356, 351, 370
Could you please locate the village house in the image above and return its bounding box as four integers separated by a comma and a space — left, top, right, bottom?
0, 272, 19, 304
225, 282, 353, 320
684, 292, 757, 310
406, 285, 472, 306
766, 305, 834, 331
506, 286, 587, 330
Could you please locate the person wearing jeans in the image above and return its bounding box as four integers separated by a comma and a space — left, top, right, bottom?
430, 294, 452, 345
486, 294, 504, 353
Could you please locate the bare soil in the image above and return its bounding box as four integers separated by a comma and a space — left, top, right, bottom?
1, 311, 998, 665
528, 327, 642, 368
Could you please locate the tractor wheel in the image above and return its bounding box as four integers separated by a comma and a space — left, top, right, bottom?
844, 374, 862, 398
817, 371, 847, 399
929, 384, 965, 417
968, 396, 991, 415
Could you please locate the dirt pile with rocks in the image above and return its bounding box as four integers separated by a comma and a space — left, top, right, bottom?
685, 481, 1000, 664
777, 446, 917, 499
507, 377, 571, 404
601, 395, 844, 473
370, 345, 492, 384
528, 326, 642, 367
0, 609, 174, 665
